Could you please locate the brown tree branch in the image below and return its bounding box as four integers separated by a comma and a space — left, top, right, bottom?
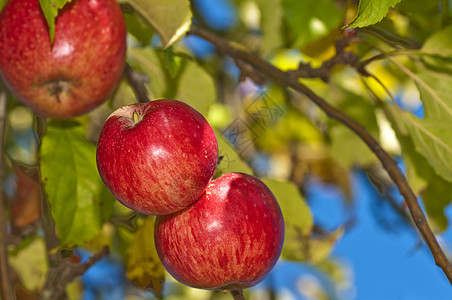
39, 246, 110, 300
190, 25, 452, 285
230, 289, 246, 300
0, 90, 14, 300
123, 63, 151, 103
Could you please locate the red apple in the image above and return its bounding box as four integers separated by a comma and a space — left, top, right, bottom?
154, 172, 285, 291
96, 100, 218, 215
0, 0, 126, 118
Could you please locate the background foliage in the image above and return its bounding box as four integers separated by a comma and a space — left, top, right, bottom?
2, 0, 452, 299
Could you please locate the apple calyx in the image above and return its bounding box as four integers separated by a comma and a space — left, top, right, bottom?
45, 79, 73, 102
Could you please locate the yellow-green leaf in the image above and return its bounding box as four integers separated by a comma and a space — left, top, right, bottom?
126, 217, 165, 297
261, 178, 316, 261
176, 60, 216, 116
348, 0, 403, 28
9, 237, 48, 292
40, 121, 114, 246
124, 0, 192, 48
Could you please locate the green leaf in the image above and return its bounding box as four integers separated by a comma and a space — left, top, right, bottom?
38, 0, 73, 43
328, 88, 379, 168
126, 217, 165, 297
386, 62, 452, 182
124, 0, 192, 48
386, 105, 451, 232
123, 10, 155, 46
215, 129, 253, 176
402, 114, 452, 182
422, 25, 452, 57
282, 0, 344, 48
9, 237, 48, 292
256, 0, 284, 55
422, 176, 452, 232
398, 68, 452, 182
348, 0, 403, 28
261, 179, 316, 262
128, 47, 167, 99
0, 0, 6, 10
128, 47, 215, 115
40, 121, 114, 246
175, 60, 216, 116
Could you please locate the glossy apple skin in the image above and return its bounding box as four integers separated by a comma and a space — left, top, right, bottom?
155, 172, 285, 291
96, 100, 218, 215
0, 0, 126, 119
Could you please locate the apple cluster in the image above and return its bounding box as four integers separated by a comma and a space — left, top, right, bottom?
96, 99, 285, 292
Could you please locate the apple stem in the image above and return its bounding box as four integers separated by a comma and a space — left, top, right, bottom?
132, 109, 142, 124
230, 289, 246, 300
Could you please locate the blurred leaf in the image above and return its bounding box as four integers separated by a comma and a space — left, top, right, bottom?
128, 47, 167, 99
9, 237, 48, 292
126, 217, 165, 297
261, 179, 316, 261
301, 28, 343, 59
256, 108, 323, 151
422, 175, 452, 232
256, 0, 284, 55
422, 25, 452, 57
40, 121, 114, 246
262, 178, 313, 234
129, 47, 215, 115
10, 166, 42, 230
162, 48, 185, 79
123, 10, 155, 46
124, 0, 192, 48
175, 59, 216, 115
38, 0, 73, 42
0, 0, 5, 10
328, 88, 379, 168
348, 0, 403, 28
282, 0, 344, 48
215, 129, 253, 176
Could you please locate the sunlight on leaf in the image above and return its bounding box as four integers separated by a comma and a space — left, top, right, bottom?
261, 178, 316, 261
282, 0, 344, 48
9, 237, 48, 292
124, 0, 192, 48
403, 114, 452, 182
40, 121, 114, 246
38, 0, 73, 42
422, 25, 452, 57
348, 0, 403, 28
126, 217, 165, 297
176, 59, 216, 116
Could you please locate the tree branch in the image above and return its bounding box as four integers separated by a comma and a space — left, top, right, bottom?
190, 25, 452, 284
0, 90, 15, 300
39, 246, 110, 300
230, 289, 246, 300
123, 63, 151, 103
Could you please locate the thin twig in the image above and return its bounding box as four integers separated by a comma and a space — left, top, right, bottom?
190, 25, 452, 285
0, 91, 14, 300
230, 289, 246, 300
123, 63, 151, 103
39, 246, 110, 300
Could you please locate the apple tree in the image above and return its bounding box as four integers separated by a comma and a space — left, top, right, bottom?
0, 0, 452, 299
